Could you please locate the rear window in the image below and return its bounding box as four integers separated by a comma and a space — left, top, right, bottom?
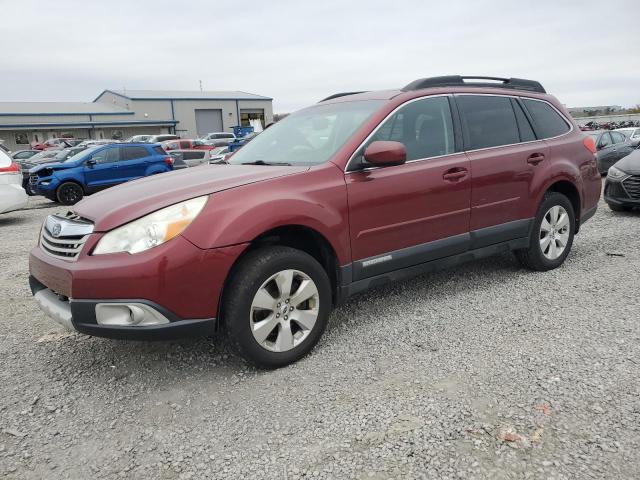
183, 151, 205, 160
153, 146, 166, 155
458, 95, 520, 150
522, 99, 570, 139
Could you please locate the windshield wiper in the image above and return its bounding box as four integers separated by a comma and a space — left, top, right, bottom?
241, 160, 291, 166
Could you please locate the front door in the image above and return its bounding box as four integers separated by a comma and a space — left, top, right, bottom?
83, 146, 122, 191
456, 94, 548, 243
346, 96, 471, 281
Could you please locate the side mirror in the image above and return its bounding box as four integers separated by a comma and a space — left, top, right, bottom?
86, 159, 96, 167
363, 141, 406, 167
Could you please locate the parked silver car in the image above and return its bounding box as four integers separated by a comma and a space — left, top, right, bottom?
615, 127, 640, 147
167, 149, 211, 168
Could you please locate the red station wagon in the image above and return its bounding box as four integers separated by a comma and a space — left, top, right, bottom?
29, 76, 601, 368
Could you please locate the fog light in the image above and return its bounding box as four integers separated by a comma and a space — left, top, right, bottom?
95, 303, 170, 326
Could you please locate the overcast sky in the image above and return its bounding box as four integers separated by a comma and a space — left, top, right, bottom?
1, 0, 639, 113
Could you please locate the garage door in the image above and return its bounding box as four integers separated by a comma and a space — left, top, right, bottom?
195, 109, 223, 136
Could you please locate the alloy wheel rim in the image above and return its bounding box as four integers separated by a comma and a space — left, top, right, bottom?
539, 205, 570, 260
250, 269, 320, 352
62, 185, 80, 203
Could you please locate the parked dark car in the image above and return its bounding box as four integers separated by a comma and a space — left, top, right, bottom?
29, 75, 601, 368
603, 148, 640, 211
586, 130, 635, 174
29, 143, 174, 204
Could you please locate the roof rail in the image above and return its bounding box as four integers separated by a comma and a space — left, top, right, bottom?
401, 76, 546, 94
319, 91, 367, 102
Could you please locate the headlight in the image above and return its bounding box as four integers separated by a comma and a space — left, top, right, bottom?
607, 166, 629, 180
93, 196, 208, 255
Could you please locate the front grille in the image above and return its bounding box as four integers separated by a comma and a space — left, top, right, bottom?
29, 174, 38, 185
39, 214, 94, 261
622, 175, 640, 199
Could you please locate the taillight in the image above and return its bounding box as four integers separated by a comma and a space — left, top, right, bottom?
583, 136, 597, 154
0, 161, 20, 174
164, 156, 174, 165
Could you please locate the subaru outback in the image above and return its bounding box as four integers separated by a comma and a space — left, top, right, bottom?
29, 76, 601, 368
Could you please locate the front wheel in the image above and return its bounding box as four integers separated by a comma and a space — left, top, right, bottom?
515, 192, 575, 271
56, 182, 84, 205
222, 246, 332, 368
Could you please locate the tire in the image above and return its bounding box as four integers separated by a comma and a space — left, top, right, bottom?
56, 182, 84, 205
515, 192, 575, 271
608, 203, 630, 212
222, 246, 332, 368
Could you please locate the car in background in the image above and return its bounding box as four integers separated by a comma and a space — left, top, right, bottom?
0, 149, 27, 214
31, 138, 77, 151
77, 139, 120, 148
0, 143, 9, 154
604, 149, 640, 212
167, 149, 211, 168
200, 132, 236, 145
19, 147, 89, 194
125, 135, 154, 143
29, 143, 174, 205
11, 150, 39, 161
585, 130, 635, 174
162, 139, 216, 151
209, 146, 229, 163
615, 127, 640, 147
147, 134, 179, 143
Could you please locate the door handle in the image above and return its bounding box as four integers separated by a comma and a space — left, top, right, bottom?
442, 168, 468, 181
527, 153, 545, 165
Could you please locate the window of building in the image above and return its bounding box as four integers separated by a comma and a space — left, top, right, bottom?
522, 99, 570, 139
240, 109, 265, 128
458, 95, 520, 150
15, 133, 29, 145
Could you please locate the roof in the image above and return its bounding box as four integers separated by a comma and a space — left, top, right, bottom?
98, 89, 272, 101
0, 102, 132, 116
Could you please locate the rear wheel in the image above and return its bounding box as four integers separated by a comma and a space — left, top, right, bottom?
56, 182, 84, 205
515, 192, 575, 271
222, 246, 332, 368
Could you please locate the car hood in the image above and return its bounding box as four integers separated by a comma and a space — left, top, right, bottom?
73, 164, 309, 232
614, 149, 640, 174
29, 161, 71, 173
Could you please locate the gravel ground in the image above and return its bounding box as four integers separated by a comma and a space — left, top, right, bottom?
1, 194, 639, 480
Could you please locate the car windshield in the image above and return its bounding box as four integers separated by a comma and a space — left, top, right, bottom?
64, 146, 100, 163
227, 100, 383, 166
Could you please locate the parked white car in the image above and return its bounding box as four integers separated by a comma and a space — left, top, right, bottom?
0, 149, 28, 214
200, 132, 236, 145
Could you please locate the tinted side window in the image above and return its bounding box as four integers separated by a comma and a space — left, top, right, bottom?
458, 95, 519, 150
610, 132, 626, 144
522, 99, 570, 139
180, 141, 191, 149
92, 147, 120, 164
183, 151, 205, 160
512, 100, 536, 142
599, 132, 612, 148
153, 146, 166, 155
122, 146, 149, 160
366, 97, 455, 162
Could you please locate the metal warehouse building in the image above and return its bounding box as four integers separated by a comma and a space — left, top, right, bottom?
0, 89, 273, 151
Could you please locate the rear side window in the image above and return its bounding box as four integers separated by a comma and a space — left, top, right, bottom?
522, 99, 570, 139
180, 141, 191, 149
512, 100, 536, 142
153, 146, 166, 155
458, 95, 520, 150
122, 146, 149, 160
183, 151, 205, 160
610, 132, 626, 144
367, 96, 455, 161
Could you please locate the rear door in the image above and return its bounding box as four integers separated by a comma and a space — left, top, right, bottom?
595, 132, 615, 172
457, 94, 549, 244
346, 96, 471, 280
610, 131, 634, 161
119, 146, 151, 180
83, 147, 122, 190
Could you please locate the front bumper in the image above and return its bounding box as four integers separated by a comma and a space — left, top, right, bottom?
604, 178, 640, 207
0, 183, 28, 214
29, 234, 248, 340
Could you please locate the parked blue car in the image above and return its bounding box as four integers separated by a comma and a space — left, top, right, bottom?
29, 143, 173, 205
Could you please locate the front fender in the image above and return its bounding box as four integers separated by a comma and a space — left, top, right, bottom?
182, 164, 351, 265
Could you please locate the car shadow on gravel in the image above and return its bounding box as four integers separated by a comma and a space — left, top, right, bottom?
0, 214, 28, 227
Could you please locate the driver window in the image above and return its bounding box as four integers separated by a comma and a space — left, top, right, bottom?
91, 148, 120, 164
360, 97, 455, 163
